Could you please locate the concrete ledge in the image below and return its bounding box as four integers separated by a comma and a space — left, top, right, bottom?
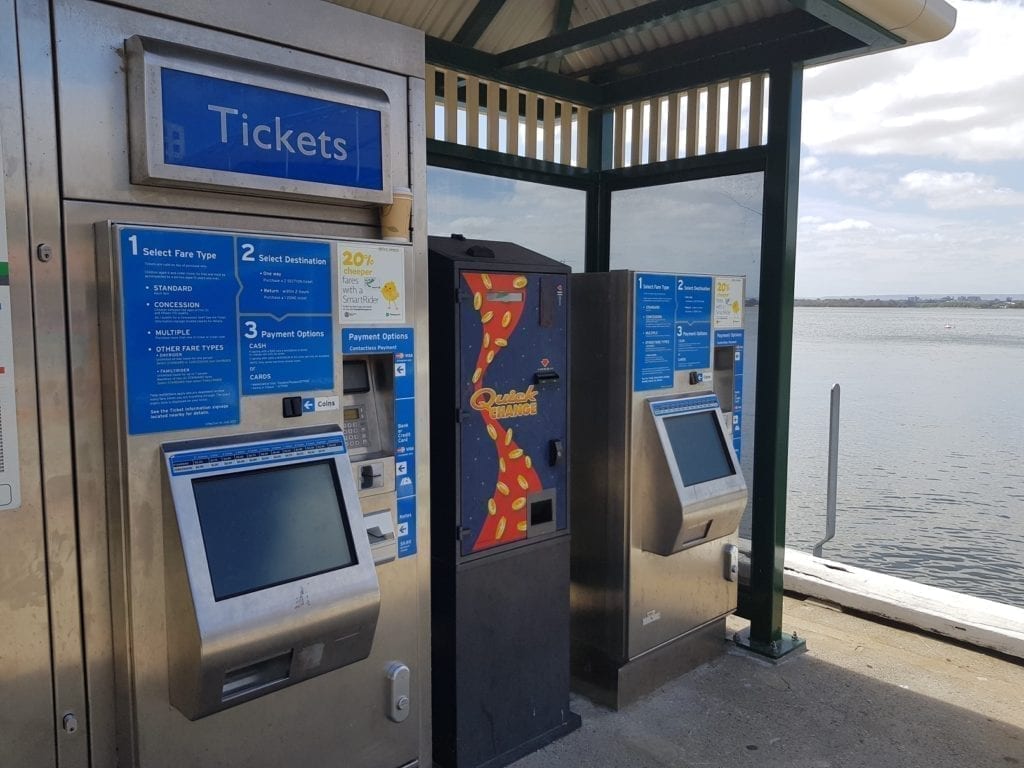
782, 548, 1024, 660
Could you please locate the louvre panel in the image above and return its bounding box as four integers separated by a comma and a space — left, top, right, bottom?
425, 66, 590, 168
608, 74, 769, 169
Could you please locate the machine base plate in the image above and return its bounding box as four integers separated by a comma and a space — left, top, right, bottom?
732, 627, 808, 661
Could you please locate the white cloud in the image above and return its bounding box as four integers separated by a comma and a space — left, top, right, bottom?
803, 1, 1024, 161
801, 157, 892, 199
795, 198, 1024, 296
817, 218, 874, 232
896, 170, 1024, 209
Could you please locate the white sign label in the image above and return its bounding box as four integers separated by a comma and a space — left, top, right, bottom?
314, 395, 339, 412
713, 276, 744, 329
338, 241, 406, 323
0, 137, 22, 510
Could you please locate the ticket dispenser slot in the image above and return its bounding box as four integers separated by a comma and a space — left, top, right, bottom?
162, 427, 381, 719
641, 395, 747, 556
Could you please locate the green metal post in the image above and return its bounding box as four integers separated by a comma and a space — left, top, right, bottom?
584, 108, 612, 272
735, 60, 806, 659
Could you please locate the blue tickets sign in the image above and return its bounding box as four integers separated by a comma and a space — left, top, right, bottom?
160, 68, 384, 191
342, 327, 418, 558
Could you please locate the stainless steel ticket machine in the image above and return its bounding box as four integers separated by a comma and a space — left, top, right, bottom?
570, 270, 747, 708
0, 1, 430, 766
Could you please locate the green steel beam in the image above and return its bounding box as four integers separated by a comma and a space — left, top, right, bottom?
496, 0, 729, 70
545, 0, 576, 73
554, 0, 575, 35
426, 139, 591, 189
584, 109, 612, 272
603, 146, 767, 191
746, 61, 803, 651
452, 0, 510, 47
426, 36, 603, 106
789, 0, 904, 48
601, 23, 858, 105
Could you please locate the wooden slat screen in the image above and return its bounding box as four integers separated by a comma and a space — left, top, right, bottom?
609, 74, 770, 169
426, 65, 590, 168
425, 67, 769, 171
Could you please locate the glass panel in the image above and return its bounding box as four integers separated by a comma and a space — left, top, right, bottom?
610, 172, 764, 535
427, 166, 586, 272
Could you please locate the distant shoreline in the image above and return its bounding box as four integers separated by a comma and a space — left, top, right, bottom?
790, 299, 1023, 309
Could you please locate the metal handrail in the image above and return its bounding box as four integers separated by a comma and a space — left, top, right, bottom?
813, 383, 840, 558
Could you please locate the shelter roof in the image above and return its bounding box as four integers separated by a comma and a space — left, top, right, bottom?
331, 0, 956, 106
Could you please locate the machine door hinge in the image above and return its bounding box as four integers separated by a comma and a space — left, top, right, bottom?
458, 525, 472, 541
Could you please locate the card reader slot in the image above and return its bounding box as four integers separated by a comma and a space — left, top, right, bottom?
221, 651, 292, 701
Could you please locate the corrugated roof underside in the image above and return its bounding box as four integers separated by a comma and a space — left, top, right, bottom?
329, 0, 792, 75
559, 0, 792, 74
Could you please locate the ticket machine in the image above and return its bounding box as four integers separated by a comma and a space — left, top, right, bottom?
569, 270, 747, 708
0, 1, 430, 766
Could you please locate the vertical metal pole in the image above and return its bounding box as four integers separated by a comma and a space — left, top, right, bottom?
584, 108, 612, 272
814, 384, 840, 558
747, 61, 803, 651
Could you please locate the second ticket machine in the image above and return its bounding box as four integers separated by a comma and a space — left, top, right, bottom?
428, 236, 580, 768
570, 270, 748, 708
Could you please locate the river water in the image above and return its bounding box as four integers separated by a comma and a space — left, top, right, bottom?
769, 307, 1024, 607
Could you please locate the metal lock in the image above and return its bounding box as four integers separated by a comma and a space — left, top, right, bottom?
386, 662, 410, 723
723, 543, 739, 582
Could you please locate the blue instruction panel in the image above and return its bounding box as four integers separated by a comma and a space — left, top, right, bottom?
715, 328, 745, 458
237, 237, 331, 316
238, 236, 333, 395
342, 327, 417, 558
634, 272, 714, 392
240, 315, 334, 395
675, 275, 713, 370
119, 227, 240, 434
117, 225, 336, 434
633, 273, 676, 391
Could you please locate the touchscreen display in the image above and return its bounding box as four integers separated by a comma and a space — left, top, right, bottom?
193, 460, 356, 601
662, 410, 735, 487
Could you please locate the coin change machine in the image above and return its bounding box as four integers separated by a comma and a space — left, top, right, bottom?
570, 270, 748, 708
30, 1, 430, 765
428, 236, 581, 768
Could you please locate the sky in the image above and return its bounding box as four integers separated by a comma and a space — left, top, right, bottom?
798, 0, 1024, 297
